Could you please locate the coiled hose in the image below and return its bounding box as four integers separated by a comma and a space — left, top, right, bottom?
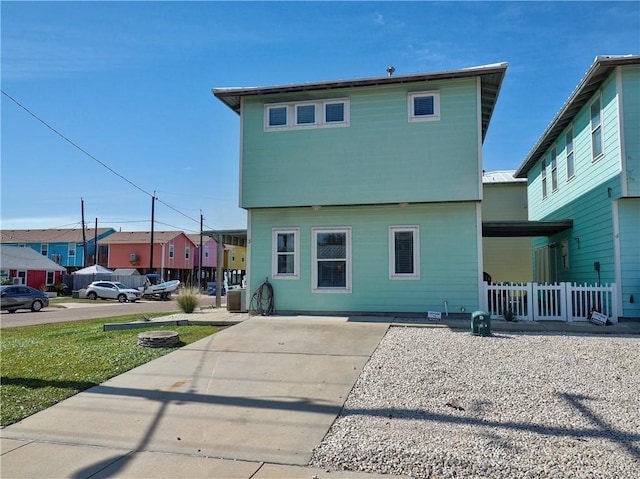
250, 278, 274, 316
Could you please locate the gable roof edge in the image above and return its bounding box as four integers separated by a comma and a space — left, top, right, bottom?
515, 54, 640, 178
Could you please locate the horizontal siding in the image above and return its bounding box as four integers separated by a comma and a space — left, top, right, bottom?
532, 176, 619, 285
483, 237, 532, 283
528, 73, 622, 220
622, 66, 640, 196
618, 198, 640, 318
249, 203, 480, 314
241, 77, 480, 208
482, 183, 528, 221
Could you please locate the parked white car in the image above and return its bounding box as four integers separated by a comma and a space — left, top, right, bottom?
85, 281, 142, 303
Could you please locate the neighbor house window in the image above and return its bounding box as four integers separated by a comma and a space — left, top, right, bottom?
265, 99, 349, 130
566, 127, 575, 179
68, 244, 76, 257
408, 91, 440, 122
185, 246, 190, 260
169, 244, 175, 259
389, 226, 420, 279
550, 146, 558, 192
41, 244, 48, 256
46, 271, 55, 284
272, 228, 299, 279
591, 94, 603, 160
541, 156, 548, 199
204, 245, 209, 259
312, 227, 351, 292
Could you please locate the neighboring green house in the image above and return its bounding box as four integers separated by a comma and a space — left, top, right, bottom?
214, 63, 507, 315
515, 55, 640, 320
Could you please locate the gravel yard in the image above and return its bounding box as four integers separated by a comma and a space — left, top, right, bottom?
310, 327, 639, 478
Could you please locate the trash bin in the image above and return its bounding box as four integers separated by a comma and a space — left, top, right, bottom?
471, 311, 491, 336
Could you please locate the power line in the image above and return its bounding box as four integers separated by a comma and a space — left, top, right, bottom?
2, 89, 216, 231
2, 89, 153, 198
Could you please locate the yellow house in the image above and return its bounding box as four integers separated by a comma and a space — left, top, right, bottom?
482, 171, 532, 283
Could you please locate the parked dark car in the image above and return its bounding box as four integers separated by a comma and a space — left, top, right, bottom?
0, 285, 50, 313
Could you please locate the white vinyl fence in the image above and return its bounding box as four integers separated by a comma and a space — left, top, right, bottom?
482, 282, 617, 322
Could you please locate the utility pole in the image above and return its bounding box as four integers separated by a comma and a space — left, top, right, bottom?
94, 219, 98, 265
199, 211, 203, 291
81, 198, 87, 268
149, 192, 155, 274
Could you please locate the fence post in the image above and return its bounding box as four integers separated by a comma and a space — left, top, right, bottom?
481, 281, 488, 311
531, 282, 539, 320
562, 282, 571, 322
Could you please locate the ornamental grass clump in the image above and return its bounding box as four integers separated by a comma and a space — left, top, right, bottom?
176, 287, 200, 313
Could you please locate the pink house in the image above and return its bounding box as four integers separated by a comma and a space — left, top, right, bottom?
102, 231, 197, 283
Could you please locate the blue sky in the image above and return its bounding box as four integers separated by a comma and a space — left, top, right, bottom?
2, 1, 638, 234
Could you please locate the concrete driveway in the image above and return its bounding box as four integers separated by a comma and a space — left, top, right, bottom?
0, 316, 395, 478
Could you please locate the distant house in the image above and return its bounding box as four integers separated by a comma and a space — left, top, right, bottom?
0, 245, 66, 288
214, 63, 508, 314
101, 231, 197, 283
186, 234, 219, 286
482, 171, 532, 284
515, 55, 640, 320
0, 228, 115, 271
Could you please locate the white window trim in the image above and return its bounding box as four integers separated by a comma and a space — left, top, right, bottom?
389, 226, 420, 280
68, 244, 76, 257
590, 94, 604, 161
408, 90, 440, 122
265, 98, 349, 131
312, 227, 352, 293
272, 228, 300, 279
565, 127, 575, 181
41, 244, 48, 256
541, 156, 548, 199
550, 145, 558, 192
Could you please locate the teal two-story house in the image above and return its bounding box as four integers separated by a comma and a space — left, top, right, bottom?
214, 63, 507, 315
515, 55, 640, 320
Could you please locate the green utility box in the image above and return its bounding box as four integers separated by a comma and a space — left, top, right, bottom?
471, 311, 491, 336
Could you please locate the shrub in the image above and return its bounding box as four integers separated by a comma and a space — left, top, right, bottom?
176, 287, 200, 313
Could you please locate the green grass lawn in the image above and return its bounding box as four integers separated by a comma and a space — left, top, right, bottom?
0, 314, 223, 427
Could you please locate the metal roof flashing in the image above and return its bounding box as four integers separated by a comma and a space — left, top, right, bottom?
515, 54, 640, 178
212, 63, 508, 141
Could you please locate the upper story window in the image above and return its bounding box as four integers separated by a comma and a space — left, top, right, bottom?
541, 156, 548, 199
265, 98, 349, 131
169, 244, 175, 259
272, 228, 299, 279
590, 94, 604, 160
550, 146, 558, 192
565, 127, 575, 180
204, 245, 209, 259
185, 246, 190, 260
68, 244, 76, 257
408, 91, 440, 122
41, 244, 48, 256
